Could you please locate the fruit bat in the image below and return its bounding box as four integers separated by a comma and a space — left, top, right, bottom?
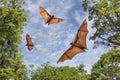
57, 19, 88, 63
38, 6, 64, 25
26, 33, 34, 51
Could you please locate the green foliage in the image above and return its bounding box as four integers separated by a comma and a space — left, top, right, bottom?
0, 0, 29, 80
76, 64, 91, 80
81, 0, 120, 47
31, 62, 89, 80
81, 0, 89, 11
77, 64, 87, 74
91, 49, 120, 80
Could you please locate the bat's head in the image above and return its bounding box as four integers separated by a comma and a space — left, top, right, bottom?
70, 42, 73, 45
25, 44, 28, 46
25, 44, 34, 46
51, 15, 54, 18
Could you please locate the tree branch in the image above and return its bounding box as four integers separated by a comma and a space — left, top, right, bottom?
100, 37, 120, 46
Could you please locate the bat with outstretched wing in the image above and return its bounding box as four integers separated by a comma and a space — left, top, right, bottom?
26, 33, 34, 51
57, 19, 88, 63
38, 6, 64, 25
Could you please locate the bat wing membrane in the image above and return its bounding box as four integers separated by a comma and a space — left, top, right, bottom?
74, 19, 88, 49
57, 46, 84, 63
49, 17, 64, 24
39, 6, 51, 24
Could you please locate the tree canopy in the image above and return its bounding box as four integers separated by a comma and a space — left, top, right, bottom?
91, 49, 120, 80
0, 0, 29, 80
30, 62, 89, 80
82, 0, 120, 47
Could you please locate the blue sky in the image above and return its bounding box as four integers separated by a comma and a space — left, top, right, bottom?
20, 0, 110, 73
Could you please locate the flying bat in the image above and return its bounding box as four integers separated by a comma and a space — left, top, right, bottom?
57, 19, 88, 63
38, 6, 64, 25
26, 33, 34, 51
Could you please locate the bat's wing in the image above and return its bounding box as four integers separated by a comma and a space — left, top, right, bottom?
57, 46, 84, 63
38, 6, 51, 24
26, 33, 33, 51
74, 19, 88, 49
57, 19, 88, 63
48, 17, 64, 25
